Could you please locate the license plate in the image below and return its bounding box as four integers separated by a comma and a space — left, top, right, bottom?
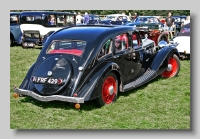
23, 43, 34, 47
32, 76, 62, 85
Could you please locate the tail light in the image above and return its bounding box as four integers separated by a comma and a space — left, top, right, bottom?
57, 79, 63, 85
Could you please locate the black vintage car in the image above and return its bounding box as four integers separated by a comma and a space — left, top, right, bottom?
14, 25, 180, 109
100, 14, 131, 25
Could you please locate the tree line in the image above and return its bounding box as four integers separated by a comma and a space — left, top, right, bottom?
10, 10, 190, 16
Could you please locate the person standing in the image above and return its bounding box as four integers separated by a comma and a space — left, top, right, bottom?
133, 13, 138, 22
76, 12, 83, 24
83, 12, 89, 24
165, 12, 175, 39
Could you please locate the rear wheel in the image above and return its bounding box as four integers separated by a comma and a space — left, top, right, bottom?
161, 54, 180, 78
95, 72, 118, 107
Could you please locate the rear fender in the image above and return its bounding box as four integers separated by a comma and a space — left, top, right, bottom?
42, 31, 55, 45
77, 62, 121, 101
150, 46, 180, 71
19, 63, 36, 90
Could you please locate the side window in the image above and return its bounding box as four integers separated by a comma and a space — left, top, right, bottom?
117, 16, 123, 21
65, 15, 75, 26
47, 14, 56, 27
57, 15, 65, 27
114, 33, 129, 52
98, 39, 113, 59
132, 33, 141, 49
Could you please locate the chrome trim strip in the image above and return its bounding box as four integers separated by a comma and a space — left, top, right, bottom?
14, 88, 84, 103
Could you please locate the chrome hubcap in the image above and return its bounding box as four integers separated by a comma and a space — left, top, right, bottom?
167, 64, 172, 71
108, 86, 114, 95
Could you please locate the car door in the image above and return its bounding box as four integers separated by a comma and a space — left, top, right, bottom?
130, 32, 143, 80
111, 32, 140, 84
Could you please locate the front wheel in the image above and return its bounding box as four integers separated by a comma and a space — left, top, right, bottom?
95, 72, 118, 107
161, 54, 180, 78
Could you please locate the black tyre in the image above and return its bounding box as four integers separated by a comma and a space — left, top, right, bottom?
95, 72, 118, 107
161, 54, 180, 78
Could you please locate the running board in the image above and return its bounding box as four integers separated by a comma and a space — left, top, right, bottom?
124, 68, 157, 91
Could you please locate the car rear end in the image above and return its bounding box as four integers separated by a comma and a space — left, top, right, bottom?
21, 30, 42, 48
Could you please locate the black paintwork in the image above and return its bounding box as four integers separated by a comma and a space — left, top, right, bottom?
17, 25, 179, 103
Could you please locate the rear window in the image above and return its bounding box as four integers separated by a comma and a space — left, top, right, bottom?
47, 40, 87, 56
20, 15, 42, 24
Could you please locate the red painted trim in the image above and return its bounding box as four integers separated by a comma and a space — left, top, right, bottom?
48, 49, 83, 56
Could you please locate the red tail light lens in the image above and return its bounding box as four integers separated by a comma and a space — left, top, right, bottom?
57, 79, 63, 85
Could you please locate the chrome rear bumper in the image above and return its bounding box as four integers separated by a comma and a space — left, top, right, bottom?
14, 88, 84, 103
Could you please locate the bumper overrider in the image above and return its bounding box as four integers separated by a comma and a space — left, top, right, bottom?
14, 88, 84, 103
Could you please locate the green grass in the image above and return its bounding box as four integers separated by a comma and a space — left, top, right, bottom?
10, 46, 190, 129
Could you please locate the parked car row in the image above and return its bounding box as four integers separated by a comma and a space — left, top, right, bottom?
10, 11, 76, 47
10, 11, 190, 60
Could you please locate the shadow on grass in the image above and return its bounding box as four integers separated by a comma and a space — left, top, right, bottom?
118, 76, 163, 98
19, 75, 177, 111
20, 95, 99, 111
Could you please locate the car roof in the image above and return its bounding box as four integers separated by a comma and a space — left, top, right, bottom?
46, 25, 137, 50
50, 25, 136, 41
89, 14, 99, 16
20, 11, 75, 15
138, 16, 155, 17
106, 14, 128, 16
10, 12, 21, 15
42, 25, 138, 66
172, 15, 187, 17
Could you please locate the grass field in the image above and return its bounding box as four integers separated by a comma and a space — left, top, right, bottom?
10, 46, 190, 129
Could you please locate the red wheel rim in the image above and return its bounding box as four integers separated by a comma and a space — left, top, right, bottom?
161, 57, 178, 78
102, 76, 117, 104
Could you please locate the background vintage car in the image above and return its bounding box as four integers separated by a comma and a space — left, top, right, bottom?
14, 25, 180, 109
132, 16, 164, 27
100, 14, 131, 25
170, 23, 190, 59
19, 11, 76, 48
10, 12, 22, 46
124, 17, 169, 46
